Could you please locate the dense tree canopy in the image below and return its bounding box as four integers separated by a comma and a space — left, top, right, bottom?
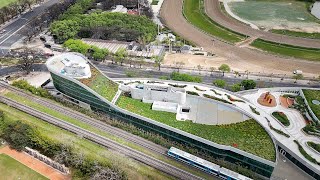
51, 12, 157, 43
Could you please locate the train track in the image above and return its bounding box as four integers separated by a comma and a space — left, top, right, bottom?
0, 95, 203, 180
0, 82, 167, 155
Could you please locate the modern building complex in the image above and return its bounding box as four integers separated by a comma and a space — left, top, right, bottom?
46, 53, 320, 179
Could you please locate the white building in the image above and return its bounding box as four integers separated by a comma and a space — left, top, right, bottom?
111, 5, 128, 13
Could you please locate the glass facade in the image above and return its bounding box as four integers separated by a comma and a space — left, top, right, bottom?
51, 73, 275, 177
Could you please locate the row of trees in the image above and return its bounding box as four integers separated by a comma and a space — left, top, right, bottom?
0, 0, 42, 24
213, 79, 257, 92
0, 117, 125, 179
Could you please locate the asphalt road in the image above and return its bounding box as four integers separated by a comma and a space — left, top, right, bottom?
92, 63, 320, 88
0, 0, 59, 55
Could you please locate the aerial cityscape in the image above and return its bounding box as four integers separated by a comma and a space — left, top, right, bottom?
0, 0, 319, 179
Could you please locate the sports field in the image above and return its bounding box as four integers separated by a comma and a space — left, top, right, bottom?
0, 0, 18, 8
0, 154, 48, 180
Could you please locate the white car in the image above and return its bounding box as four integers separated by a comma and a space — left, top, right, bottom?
0, 29, 6, 34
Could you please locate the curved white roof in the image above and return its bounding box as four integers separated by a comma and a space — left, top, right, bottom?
46, 52, 91, 79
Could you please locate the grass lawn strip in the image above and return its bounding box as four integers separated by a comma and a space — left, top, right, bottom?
302, 89, 320, 120
250, 39, 320, 62
272, 111, 290, 126
307, 142, 320, 153
116, 95, 275, 161
3, 92, 212, 179
0, 103, 173, 180
294, 140, 320, 165
80, 67, 118, 102
183, 0, 245, 43
0, 0, 18, 8
271, 29, 320, 40
0, 154, 48, 180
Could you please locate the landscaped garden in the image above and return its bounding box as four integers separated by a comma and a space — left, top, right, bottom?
250, 39, 320, 62
272, 111, 290, 126
80, 66, 118, 101
0, 154, 48, 180
294, 140, 320, 165
183, 0, 246, 43
303, 89, 320, 120
116, 95, 276, 161
307, 141, 320, 153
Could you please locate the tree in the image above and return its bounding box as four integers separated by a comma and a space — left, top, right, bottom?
174, 61, 185, 72
114, 48, 128, 66
50, 20, 80, 43
3, 121, 33, 151
213, 79, 226, 88
13, 47, 42, 74
153, 55, 163, 71
241, 79, 256, 90
293, 74, 303, 83
218, 64, 230, 76
91, 46, 108, 61
231, 83, 241, 92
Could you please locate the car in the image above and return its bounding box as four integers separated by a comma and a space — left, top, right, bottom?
0, 29, 6, 34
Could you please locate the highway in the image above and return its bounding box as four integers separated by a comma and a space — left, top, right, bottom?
0, 94, 203, 180
0, 0, 59, 55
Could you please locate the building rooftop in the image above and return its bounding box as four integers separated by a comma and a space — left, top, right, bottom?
46, 53, 91, 79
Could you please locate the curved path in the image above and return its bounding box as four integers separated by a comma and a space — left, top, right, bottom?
160, 0, 320, 76
204, 0, 320, 48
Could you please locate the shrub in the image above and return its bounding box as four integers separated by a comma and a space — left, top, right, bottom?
272, 112, 290, 126
170, 72, 202, 83
194, 86, 206, 91
213, 79, 226, 88
12, 80, 53, 99
307, 142, 320, 153
294, 140, 320, 165
186, 91, 199, 96
249, 105, 260, 115
203, 94, 232, 104
168, 84, 187, 88
241, 80, 256, 90
230, 83, 241, 92
225, 94, 244, 103
211, 89, 222, 96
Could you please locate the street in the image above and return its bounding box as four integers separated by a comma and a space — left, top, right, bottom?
0, 0, 59, 55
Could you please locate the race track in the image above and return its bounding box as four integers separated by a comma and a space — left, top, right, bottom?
160, 0, 320, 76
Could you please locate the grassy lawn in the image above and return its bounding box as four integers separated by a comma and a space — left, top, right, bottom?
250, 39, 320, 61
271, 29, 320, 40
2, 92, 212, 179
80, 67, 118, 101
116, 95, 275, 161
272, 111, 290, 126
183, 0, 245, 43
303, 89, 320, 120
0, 0, 18, 8
307, 142, 320, 153
0, 154, 48, 180
0, 103, 173, 180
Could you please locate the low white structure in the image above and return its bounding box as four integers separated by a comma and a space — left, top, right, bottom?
312, 2, 320, 20
46, 53, 91, 79
111, 5, 128, 13
121, 81, 249, 125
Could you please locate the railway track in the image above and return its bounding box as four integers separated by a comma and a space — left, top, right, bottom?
0, 82, 167, 155
0, 95, 203, 180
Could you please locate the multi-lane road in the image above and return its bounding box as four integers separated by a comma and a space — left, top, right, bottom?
0, 0, 59, 55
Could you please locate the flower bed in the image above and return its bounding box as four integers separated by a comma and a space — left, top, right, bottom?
307, 142, 320, 153
203, 94, 232, 105
226, 94, 245, 103
211, 89, 222, 96
272, 111, 290, 126
249, 105, 260, 115
294, 140, 320, 165
194, 86, 206, 91
187, 91, 199, 96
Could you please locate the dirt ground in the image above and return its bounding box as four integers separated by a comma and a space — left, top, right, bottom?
160, 0, 320, 77
163, 53, 228, 69
0, 146, 71, 180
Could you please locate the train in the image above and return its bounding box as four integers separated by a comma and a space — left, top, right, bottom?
167, 147, 252, 180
